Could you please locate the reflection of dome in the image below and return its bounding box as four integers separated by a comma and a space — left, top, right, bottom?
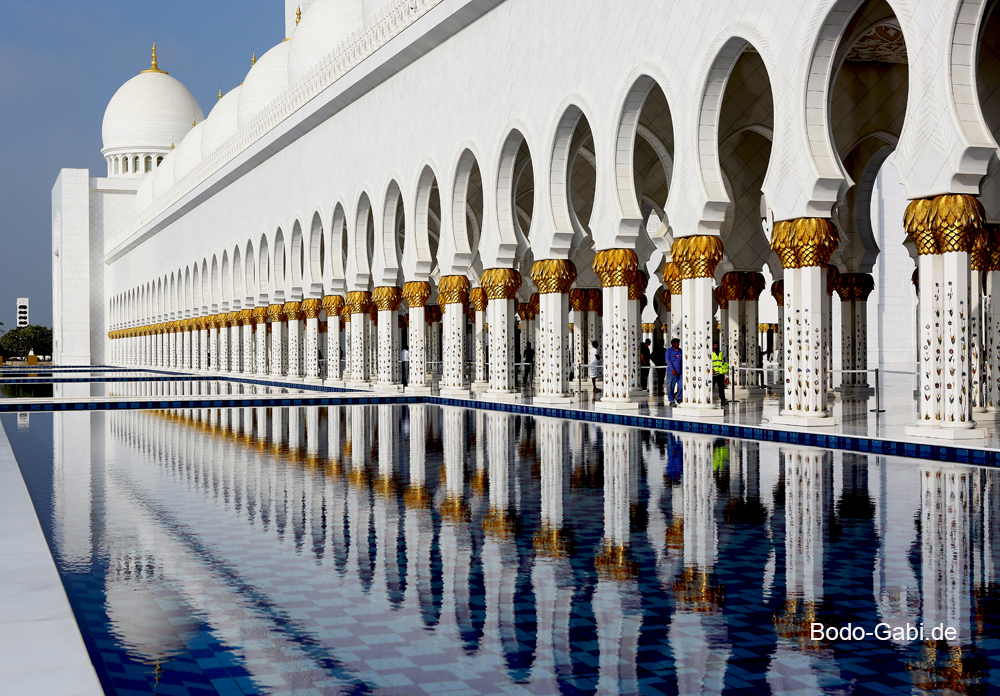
105, 581, 199, 662
237, 42, 291, 128
287, 0, 364, 85
102, 46, 204, 155
200, 86, 242, 159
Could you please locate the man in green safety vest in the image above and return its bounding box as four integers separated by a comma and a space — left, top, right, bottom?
711, 341, 729, 406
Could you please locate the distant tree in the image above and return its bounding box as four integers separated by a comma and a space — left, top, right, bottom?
0, 325, 53, 358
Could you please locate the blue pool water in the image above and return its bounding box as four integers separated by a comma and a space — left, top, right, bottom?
3, 406, 1000, 695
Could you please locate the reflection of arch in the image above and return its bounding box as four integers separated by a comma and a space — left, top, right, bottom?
412, 165, 439, 280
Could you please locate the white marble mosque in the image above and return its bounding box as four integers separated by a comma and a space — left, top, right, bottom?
49, 0, 1000, 439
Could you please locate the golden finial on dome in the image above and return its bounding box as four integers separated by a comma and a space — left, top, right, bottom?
142, 41, 168, 75
192, 117, 196, 126
296, 6, 302, 24
251, 51, 256, 66
218, 86, 222, 100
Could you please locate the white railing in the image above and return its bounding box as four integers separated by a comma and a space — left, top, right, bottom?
111, 0, 443, 251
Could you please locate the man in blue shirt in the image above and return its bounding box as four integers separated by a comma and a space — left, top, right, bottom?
665, 338, 682, 406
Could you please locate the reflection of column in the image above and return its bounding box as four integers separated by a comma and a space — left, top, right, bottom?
372, 405, 403, 605
346, 292, 371, 387
373, 287, 403, 391
470, 288, 489, 390
403, 282, 431, 393
439, 276, 470, 396
403, 404, 437, 626
672, 236, 724, 414
531, 260, 577, 403
439, 407, 472, 636
348, 406, 373, 591
594, 249, 640, 410
771, 219, 838, 425
904, 196, 985, 437
482, 269, 521, 399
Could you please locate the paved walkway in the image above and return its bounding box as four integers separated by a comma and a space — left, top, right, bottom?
0, 419, 104, 695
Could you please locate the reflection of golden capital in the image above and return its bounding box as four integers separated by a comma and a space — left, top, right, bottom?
905, 194, 984, 256
593, 248, 639, 288
480, 268, 521, 300
402, 281, 431, 308
438, 275, 470, 305
663, 261, 682, 295
773, 596, 819, 649
440, 495, 468, 523
372, 286, 403, 311
595, 541, 639, 580
642, 323, 656, 333
533, 525, 572, 558
569, 288, 587, 311
671, 235, 724, 279
530, 259, 577, 294
322, 295, 345, 317
674, 565, 725, 613
301, 298, 322, 319
267, 303, 285, 322
469, 287, 487, 312
346, 291, 371, 315
482, 507, 517, 539
771, 218, 838, 268
403, 484, 430, 510
770, 280, 784, 306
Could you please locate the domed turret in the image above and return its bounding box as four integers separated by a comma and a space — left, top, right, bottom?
287, 0, 363, 85
237, 42, 291, 129
200, 86, 242, 160
101, 45, 204, 178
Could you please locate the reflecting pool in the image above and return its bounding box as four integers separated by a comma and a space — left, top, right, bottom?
3, 406, 999, 695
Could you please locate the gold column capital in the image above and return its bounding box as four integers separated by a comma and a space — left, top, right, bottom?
642, 323, 656, 333
372, 286, 403, 311
569, 288, 587, 311
283, 301, 304, 321
425, 305, 441, 323
322, 294, 345, 316
770, 218, 838, 268
226, 311, 240, 326
346, 291, 371, 315
593, 248, 638, 288
301, 298, 323, 319
826, 265, 840, 296
251, 307, 268, 325
267, 304, 285, 322
438, 275, 470, 305
402, 281, 431, 308
530, 259, 577, 294
480, 268, 522, 300
469, 287, 487, 312
239, 309, 253, 326
714, 285, 728, 309
663, 261, 682, 295
671, 235, 724, 279
629, 269, 649, 301
771, 280, 784, 307
904, 193, 984, 256
585, 288, 602, 314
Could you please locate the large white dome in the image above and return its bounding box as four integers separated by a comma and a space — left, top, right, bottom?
200, 86, 242, 160
102, 52, 204, 154
237, 42, 291, 129
287, 0, 364, 85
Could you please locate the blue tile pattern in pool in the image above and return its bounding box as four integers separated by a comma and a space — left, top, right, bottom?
3, 405, 1000, 695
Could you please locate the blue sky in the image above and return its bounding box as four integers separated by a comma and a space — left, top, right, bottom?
0, 0, 280, 331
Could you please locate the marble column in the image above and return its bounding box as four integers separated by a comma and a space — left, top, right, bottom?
481, 268, 522, 400
347, 291, 371, 387
343, 314, 352, 382
183, 320, 194, 370
253, 307, 268, 375
373, 286, 403, 392
198, 317, 209, 371
209, 315, 220, 372
322, 295, 345, 384
971, 232, 990, 415
671, 235, 725, 416
428, 306, 442, 376
836, 273, 874, 389
439, 275, 470, 397
403, 282, 432, 394
531, 260, 577, 403
664, 262, 682, 341
986, 228, 1000, 416
240, 309, 254, 375
570, 289, 588, 382
903, 195, 985, 438
268, 304, 287, 377
594, 249, 640, 411
470, 287, 489, 391
284, 301, 303, 379
770, 280, 784, 371
302, 298, 322, 382
771, 218, 839, 426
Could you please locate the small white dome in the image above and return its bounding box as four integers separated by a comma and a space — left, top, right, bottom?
237, 42, 291, 129
200, 86, 242, 160
287, 0, 364, 85
151, 150, 176, 199
173, 122, 204, 181
102, 50, 204, 154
